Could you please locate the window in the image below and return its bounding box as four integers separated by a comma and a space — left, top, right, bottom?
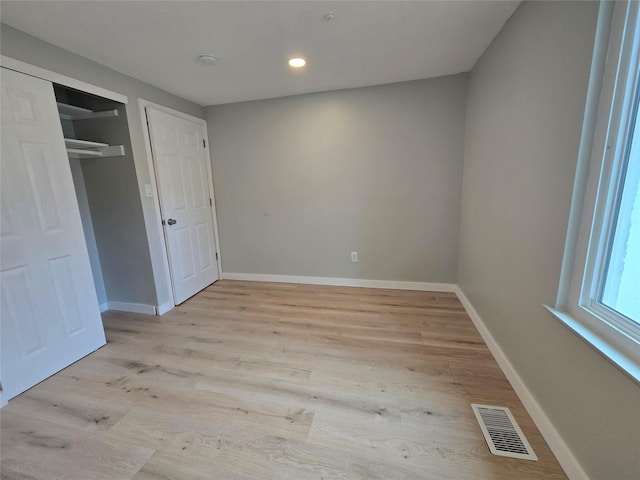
548, 1, 640, 383
595, 86, 640, 326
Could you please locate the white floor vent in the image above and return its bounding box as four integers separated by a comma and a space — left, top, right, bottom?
471, 404, 538, 461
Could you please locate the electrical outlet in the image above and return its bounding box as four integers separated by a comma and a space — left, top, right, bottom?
351, 251, 358, 263
144, 184, 153, 198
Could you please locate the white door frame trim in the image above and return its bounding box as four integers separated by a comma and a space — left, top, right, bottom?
138, 99, 223, 311
0, 55, 128, 104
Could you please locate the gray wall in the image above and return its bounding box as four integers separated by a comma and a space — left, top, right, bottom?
1, 24, 205, 307
73, 101, 151, 306
458, 2, 640, 479
206, 76, 467, 283
69, 158, 107, 305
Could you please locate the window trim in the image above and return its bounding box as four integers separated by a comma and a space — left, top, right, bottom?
548, 0, 640, 384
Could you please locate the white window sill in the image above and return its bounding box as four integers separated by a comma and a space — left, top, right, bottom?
544, 305, 640, 384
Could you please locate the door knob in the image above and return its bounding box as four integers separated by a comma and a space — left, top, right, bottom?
167, 218, 177, 225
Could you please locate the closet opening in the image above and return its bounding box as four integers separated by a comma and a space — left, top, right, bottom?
54, 85, 151, 312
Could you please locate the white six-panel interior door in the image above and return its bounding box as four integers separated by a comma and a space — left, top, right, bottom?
146, 107, 219, 304
0, 67, 106, 403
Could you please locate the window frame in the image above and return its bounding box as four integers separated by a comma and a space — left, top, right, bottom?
548, 0, 640, 384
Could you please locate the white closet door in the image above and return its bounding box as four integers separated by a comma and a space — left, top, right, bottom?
146, 107, 219, 304
0, 68, 106, 403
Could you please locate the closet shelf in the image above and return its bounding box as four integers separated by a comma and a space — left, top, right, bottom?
57, 102, 119, 121
64, 138, 125, 159
64, 138, 109, 149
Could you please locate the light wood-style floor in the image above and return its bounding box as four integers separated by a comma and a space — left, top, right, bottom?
1, 280, 568, 479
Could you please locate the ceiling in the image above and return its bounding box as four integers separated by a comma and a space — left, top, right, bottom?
1, 1, 519, 107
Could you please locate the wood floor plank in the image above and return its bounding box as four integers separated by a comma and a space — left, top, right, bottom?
1, 384, 131, 432
308, 407, 487, 469
132, 451, 259, 480
54, 368, 315, 442
308, 358, 461, 400
0, 280, 568, 480
107, 407, 350, 480
1, 412, 153, 480
194, 369, 402, 421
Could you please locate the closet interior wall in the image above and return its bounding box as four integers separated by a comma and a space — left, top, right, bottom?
54, 86, 156, 309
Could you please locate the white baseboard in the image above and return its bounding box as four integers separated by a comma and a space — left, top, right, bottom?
156, 302, 174, 315
454, 286, 589, 480
221, 272, 456, 293
104, 301, 156, 315
98, 302, 109, 313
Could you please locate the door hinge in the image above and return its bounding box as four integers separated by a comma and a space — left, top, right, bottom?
215, 252, 218, 261
161, 219, 166, 226
209, 198, 212, 206
203, 139, 206, 148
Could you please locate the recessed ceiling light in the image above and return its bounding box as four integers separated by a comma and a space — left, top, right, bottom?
288, 57, 306, 68
198, 54, 219, 65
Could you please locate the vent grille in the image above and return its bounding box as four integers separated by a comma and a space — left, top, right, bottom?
471, 404, 538, 461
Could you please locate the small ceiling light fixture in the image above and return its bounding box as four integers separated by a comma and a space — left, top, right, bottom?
198, 54, 219, 65
324, 11, 336, 21
288, 57, 306, 68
